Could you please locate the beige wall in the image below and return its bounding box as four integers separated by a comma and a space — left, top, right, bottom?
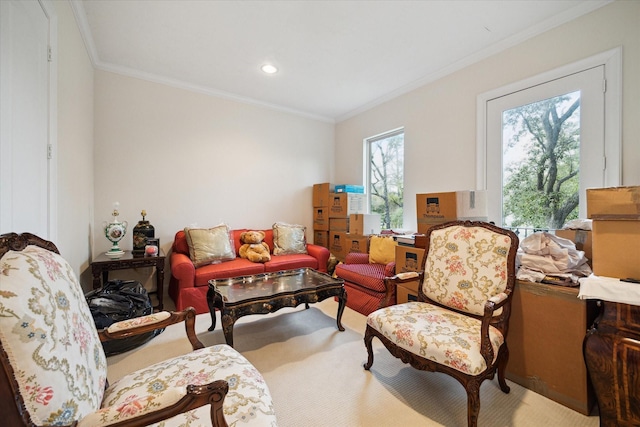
93, 71, 335, 259
53, 0, 94, 280
50, 0, 638, 292
335, 0, 640, 231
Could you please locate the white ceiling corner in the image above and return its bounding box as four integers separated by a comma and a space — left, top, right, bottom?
69, 0, 612, 123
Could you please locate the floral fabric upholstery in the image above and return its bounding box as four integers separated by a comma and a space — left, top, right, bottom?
1, 244, 277, 427
0, 246, 108, 424
423, 224, 512, 316
367, 302, 504, 375
81, 345, 277, 427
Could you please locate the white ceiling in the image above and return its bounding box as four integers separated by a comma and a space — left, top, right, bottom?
71, 0, 610, 122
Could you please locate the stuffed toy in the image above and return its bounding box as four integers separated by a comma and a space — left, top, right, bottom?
239, 231, 271, 263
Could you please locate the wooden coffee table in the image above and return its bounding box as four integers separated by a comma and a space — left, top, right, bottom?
207, 268, 346, 347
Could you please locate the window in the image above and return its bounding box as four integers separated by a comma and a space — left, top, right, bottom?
365, 129, 404, 229
477, 49, 621, 232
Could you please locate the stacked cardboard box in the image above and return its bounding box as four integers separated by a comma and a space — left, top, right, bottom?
313, 183, 370, 259
555, 229, 593, 263
312, 184, 370, 261
328, 192, 366, 218
328, 231, 369, 262
415, 190, 488, 234
395, 245, 425, 304
587, 186, 640, 279
349, 213, 381, 235
312, 183, 334, 247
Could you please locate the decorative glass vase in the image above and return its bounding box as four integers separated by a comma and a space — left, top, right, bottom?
103, 203, 128, 258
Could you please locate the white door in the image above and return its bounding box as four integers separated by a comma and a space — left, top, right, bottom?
0, 0, 52, 237
485, 66, 606, 225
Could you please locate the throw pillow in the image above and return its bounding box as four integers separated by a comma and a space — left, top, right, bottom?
369, 235, 397, 264
272, 222, 308, 255
184, 224, 235, 267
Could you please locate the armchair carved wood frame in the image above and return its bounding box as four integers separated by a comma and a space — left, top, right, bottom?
363, 221, 519, 427
0, 233, 276, 427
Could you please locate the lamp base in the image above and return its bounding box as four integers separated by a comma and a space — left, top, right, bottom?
105, 249, 124, 259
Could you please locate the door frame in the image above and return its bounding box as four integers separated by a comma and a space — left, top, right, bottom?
476, 48, 621, 193
0, 0, 57, 239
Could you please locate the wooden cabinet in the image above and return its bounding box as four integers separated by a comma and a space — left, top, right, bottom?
584, 301, 640, 426
506, 280, 598, 415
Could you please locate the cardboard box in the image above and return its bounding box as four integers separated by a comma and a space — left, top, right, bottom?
397, 282, 419, 304
335, 185, 364, 193
395, 246, 424, 302
555, 229, 593, 262
586, 186, 640, 218
329, 218, 350, 232
349, 213, 381, 235
416, 190, 487, 234
329, 193, 366, 218
506, 280, 597, 415
395, 246, 425, 273
313, 183, 334, 207
313, 230, 329, 248
313, 206, 329, 231
591, 219, 640, 279
328, 232, 368, 261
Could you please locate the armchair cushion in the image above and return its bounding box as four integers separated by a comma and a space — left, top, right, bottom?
423, 224, 512, 316
368, 235, 397, 264
367, 301, 504, 375
1, 233, 278, 427
0, 245, 108, 424
85, 345, 276, 426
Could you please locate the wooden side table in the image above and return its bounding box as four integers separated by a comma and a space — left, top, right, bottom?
91, 250, 166, 311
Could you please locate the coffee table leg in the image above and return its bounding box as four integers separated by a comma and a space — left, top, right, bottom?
336, 288, 347, 331
207, 287, 223, 332
221, 313, 236, 347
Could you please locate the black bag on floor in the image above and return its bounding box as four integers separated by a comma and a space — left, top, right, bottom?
86, 279, 164, 356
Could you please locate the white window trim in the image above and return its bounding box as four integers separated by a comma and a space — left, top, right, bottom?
363, 127, 404, 215
476, 47, 621, 192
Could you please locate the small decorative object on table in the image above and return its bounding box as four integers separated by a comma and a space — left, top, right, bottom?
145, 238, 160, 256
132, 209, 155, 255
103, 202, 128, 258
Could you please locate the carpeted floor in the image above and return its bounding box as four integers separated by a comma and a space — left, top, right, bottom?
107, 299, 599, 426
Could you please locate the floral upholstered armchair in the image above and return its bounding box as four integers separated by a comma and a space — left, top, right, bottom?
363, 221, 518, 427
0, 232, 277, 427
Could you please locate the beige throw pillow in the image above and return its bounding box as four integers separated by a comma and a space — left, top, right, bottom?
369, 235, 397, 264
184, 224, 236, 267
272, 222, 308, 255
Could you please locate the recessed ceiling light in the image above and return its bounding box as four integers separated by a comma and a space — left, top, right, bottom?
261, 64, 278, 74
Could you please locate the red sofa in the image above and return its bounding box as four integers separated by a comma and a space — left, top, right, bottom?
169, 228, 330, 314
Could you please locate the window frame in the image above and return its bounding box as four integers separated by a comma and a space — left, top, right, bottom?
363, 127, 405, 228
476, 48, 621, 226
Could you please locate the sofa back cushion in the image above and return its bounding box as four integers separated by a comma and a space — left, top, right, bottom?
184, 225, 237, 267
174, 228, 271, 256
0, 245, 108, 424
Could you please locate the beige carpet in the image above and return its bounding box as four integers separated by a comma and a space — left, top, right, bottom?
107, 299, 599, 427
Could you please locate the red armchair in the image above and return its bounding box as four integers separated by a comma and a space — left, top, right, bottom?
334, 252, 395, 316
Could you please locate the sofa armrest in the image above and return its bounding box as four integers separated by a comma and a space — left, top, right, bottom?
344, 252, 370, 264
306, 243, 330, 272
384, 261, 396, 277
170, 251, 196, 288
